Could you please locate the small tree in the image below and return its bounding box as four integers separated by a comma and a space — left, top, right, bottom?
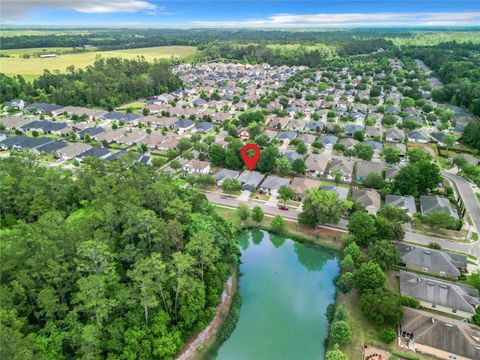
364, 172, 384, 189
330, 320, 352, 345
237, 204, 250, 225
271, 215, 286, 233
380, 328, 397, 344
444, 134, 456, 158
251, 206, 264, 225
278, 185, 295, 205
354, 261, 386, 293
340, 254, 355, 273
423, 211, 459, 232
221, 178, 242, 195
325, 349, 348, 360
292, 158, 306, 174
336, 272, 354, 294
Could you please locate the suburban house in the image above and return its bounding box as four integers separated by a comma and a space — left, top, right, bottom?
26, 102, 64, 114
351, 188, 381, 214
237, 171, 265, 191
327, 158, 355, 183
322, 185, 349, 200
344, 124, 363, 136
0, 115, 33, 130
364, 126, 382, 139
290, 177, 321, 200
183, 160, 211, 175
36, 141, 68, 155
3, 99, 25, 110
407, 130, 429, 143
304, 121, 325, 133
297, 133, 316, 146
317, 135, 338, 149
400, 307, 480, 360
306, 153, 330, 176
76, 147, 111, 161
397, 243, 467, 279
213, 168, 240, 186
173, 119, 195, 133
420, 195, 459, 219
385, 195, 417, 216
267, 116, 289, 129
93, 129, 124, 143
56, 143, 92, 161
2, 136, 54, 154
399, 271, 479, 318
355, 161, 382, 181
237, 128, 250, 141
338, 137, 358, 149
192, 122, 214, 134
259, 175, 290, 196
116, 131, 147, 146
385, 128, 405, 142
276, 131, 298, 142
78, 127, 104, 139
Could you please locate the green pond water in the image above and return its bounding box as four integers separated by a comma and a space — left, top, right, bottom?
216, 230, 339, 360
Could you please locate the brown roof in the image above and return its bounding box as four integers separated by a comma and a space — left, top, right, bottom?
290, 177, 321, 195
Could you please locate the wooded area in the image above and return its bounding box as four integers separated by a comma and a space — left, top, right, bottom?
0, 153, 238, 359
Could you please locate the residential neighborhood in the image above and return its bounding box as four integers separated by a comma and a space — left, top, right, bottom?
1, 57, 480, 360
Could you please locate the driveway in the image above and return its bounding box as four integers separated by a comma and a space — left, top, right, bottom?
238, 190, 250, 202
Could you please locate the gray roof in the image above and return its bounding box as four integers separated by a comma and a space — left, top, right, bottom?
356, 161, 382, 179
276, 131, 297, 141
284, 151, 303, 164
408, 130, 428, 141
77, 147, 111, 159
260, 175, 290, 191
174, 119, 195, 129
237, 170, 265, 188
194, 122, 214, 131
36, 141, 68, 154
397, 243, 467, 277
305, 121, 325, 132
102, 112, 140, 122
26, 102, 64, 113
420, 195, 459, 219
322, 186, 349, 200
318, 135, 338, 146
15, 136, 54, 149
401, 307, 480, 359
364, 140, 383, 151
214, 168, 240, 183
385, 195, 416, 215
0, 135, 30, 147
21, 120, 67, 132
344, 124, 363, 135
78, 127, 104, 138
400, 271, 479, 315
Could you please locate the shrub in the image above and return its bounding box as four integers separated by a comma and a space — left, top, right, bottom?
380, 328, 397, 344
330, 320, 352, 345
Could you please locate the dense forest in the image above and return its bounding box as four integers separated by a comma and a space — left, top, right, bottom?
0, 57, 182, 107
401, 42, 480, 115
0, 153, 238, 359
0, 28, 410, 50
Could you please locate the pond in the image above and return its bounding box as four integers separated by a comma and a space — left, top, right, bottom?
215, 230, 339, 360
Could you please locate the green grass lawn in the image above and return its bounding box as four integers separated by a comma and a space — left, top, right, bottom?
116, 101, 147, 111
0, 46, 197, 79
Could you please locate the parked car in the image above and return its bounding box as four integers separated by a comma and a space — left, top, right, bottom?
278, 205, 289, 211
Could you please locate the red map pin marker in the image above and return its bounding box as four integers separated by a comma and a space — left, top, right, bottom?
241, 144, 261, 171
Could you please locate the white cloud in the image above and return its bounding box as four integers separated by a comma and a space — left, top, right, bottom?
1, 0, 158, 20
191, 11, 480, 28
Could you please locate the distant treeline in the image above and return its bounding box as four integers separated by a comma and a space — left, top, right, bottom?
400, 42, 480, 115
0, 28, 408, 50
0, 57, 182, 107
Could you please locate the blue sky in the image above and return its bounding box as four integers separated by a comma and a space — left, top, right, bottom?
2, 1, 480, 27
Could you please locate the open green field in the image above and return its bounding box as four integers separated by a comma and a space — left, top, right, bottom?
0, 46, 197, 80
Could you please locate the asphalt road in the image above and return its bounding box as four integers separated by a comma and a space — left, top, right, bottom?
206, 191, 480, 260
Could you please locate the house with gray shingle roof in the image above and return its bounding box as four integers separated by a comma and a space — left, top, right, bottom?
304, 121, 325, 132
355, 161, 382, 181
420, 195, 459, 220
400, 307, 480, 360
385, 128, 405, 142
276, 131, 297, 142
351, 188, 381, 214
237, 170, 265, 191
327, 158, 355, 183
385, 195, 416, 216
213, 168, 240, 186
259, 175, 290, 195
317, 135, 338, 148
397, 243, 467, 279
407, 130, 429, 143
400, 271, 479, 318
322, 186, 349, 200
344, 124, 363, 136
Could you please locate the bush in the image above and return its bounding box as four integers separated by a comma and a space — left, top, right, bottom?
271, 215, 286, 233
216, 293, 242, 344
330, 320, 352, 345
380, 328, 397, 344
400, 295, 421, 309
336, 272, 354, 294
325, 349, 349, 360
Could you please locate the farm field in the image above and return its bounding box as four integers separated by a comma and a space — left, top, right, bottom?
0, 46, 197, 80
